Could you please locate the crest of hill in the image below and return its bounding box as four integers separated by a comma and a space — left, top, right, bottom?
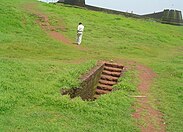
58, 0, 183, 26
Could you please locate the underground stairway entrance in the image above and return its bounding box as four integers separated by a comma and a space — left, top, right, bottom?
61, 62, 124, 100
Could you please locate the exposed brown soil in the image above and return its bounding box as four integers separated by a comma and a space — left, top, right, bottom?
22, 2, 87, 51
36, 13, 71, 44
50, 31, 70, 44
113, 59, 166, 132
23, 3, 70, 44
133, 64, 166, 132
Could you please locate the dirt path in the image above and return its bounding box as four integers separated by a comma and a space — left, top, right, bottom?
133, 64, 166, 132
115, 59, 166, 132
35, 13, 72, 44
22, 2, 87, 51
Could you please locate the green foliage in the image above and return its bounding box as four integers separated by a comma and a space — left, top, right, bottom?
151, 53, 183, 132
0, 0, 183, 131
58, 60, 96, 89
114, 70, 139, 93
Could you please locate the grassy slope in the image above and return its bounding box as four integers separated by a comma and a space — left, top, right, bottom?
0, 0, 182, 131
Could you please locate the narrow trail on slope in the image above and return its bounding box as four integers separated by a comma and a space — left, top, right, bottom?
22, 2, 87, 51
133, 64, 166, 132
36, 13, 71, 44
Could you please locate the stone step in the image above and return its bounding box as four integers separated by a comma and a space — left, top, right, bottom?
97, 84, 113, 91
105, 63, 124, 69
99, 79, 117, 86
101, 74, 118, 82
102, 70, 121, 77
93, 94, 100, 99
96, 89, 109, 95
104, 66, 122, 72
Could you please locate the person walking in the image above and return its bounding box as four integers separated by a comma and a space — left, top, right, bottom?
76, 22, 84, 45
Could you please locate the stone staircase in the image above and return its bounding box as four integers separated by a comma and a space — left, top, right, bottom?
94, 63, 124, 99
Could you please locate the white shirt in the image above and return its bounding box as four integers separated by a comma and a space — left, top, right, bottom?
77, 24, 84, 33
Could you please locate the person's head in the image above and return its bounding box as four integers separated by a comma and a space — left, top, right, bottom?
79, 22, 82, 25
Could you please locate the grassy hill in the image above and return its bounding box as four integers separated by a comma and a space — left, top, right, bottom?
0, 0, 183, 131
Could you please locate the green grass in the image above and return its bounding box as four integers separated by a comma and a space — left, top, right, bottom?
0, 0, 183, 131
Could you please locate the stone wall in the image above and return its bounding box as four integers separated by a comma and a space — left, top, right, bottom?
85, 5, 140, 18
143, 9, 183, 26
143, 11, 164, 19
162, 9, 183, 25
77, 62, 104, 100
58, 0, 140, 18
61, 62, 104, 100
58, 0, 85, 6
57, 1, 183, 26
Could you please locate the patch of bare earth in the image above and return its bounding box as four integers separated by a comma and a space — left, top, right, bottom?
23, 2, 87, 51
36, 13, 71, 44
114, 59, 166, 132
133, 64, 166, 132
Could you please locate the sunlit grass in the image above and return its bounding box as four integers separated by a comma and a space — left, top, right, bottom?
0, 0, 182, 131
